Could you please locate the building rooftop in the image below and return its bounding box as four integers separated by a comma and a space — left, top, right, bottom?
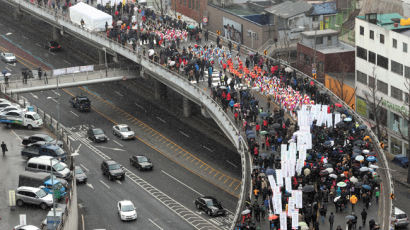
302, 29, 339, 37
214, 1, 272, 16
357, 13, 410, 32
317, 42, 355, 54
308, 1, 337, 16
265, 0, 312, 19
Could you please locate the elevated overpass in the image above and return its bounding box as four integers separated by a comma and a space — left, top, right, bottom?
0, 0, 394, 229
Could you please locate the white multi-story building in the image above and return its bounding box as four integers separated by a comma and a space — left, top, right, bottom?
355, 13, 410, 155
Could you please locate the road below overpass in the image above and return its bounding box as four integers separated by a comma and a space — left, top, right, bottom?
0, 3, 241, 229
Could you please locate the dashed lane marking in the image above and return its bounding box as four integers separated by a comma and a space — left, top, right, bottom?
99, 180, 110, 189
29, 93, 38, 99
113, 140, 123, 147
161, 170, 204, 196
156, 116, 166, 123
179, 130, 190, 138
202, 145, 214, 152
226, 160, 238, 168
70, 111, 79, 117
148, 218, 164, 230
114, 91, 124, 97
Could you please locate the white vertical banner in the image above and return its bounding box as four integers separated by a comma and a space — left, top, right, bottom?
288, 197, 294, 216
280, 211, 287, 230
285, 176, 292, 192
326, 112, 333, 128
274, 195, 282, 214
296, 191, 303, 208
268, 175, 276, 188
292, 210, 299, 229
334, 113, 341, 127
276, 169, 283, 187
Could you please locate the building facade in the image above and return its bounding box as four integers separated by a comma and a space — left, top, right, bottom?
355, 13, 410, 155
171, 0, 207, 22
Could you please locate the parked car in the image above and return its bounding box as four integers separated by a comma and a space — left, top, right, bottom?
21, 142, 67, 161
13, 225, 40, 230
69, 96, 91, 112
112, 124, 135, 140
0, 52, 16, 63
101, 160, 125, 181
88, 127, 107, 143
130, 155, 153, 171
25, 156, 71, 180
0, 104, 21, 113
16, 186, 53, 210
392, 155, 409, 168
22, 133, 63, 147
117, 200, 137, 221
45, 41, 61, 51
194, 196, 226, 217
74, 166, 87, 184
394, 207, 409, 228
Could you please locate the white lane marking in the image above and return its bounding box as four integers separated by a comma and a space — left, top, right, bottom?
11, 130, 22, 141
116, 180, 122, 184
71, 143, 82, 157
86, 183, 94, 189
179, 130, 190, 138
63, 59, 71, 65
135, 102, 145, 110
112, 140, 123, 147
156, 116, 166, 123
68, 136, 76, 142
35, 43, 41, 47
161, 170, 204, 196
81, 214, 85, 230
52, 90, 60, 96
6, 32, 12, 36
70, 111, 79, 117
49, 98, 58, 103
99, 180, 110, 189
95, 145, 125, 151
226, 160, 238, 168
202, 145, 214, 152
148, 218, 164, 230
5, 67, 12, 72
114, 91, 123, 97
80, 163, 89, 172
30, 93, 38, 99
48, 51, 56, 56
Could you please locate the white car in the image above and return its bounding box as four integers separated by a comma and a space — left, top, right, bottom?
0, 52, 16, 63
112, 124, 135, 140
118, 200, 137, 221
0, 104, 21, 113
13, 225, 40, 230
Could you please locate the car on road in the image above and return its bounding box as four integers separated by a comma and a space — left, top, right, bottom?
117, 200, 137, 221
69, 96, 91, 112
101, 160, 125, 181
0, 52, 16, 63
112, 124, 135, 140
13, 225, 40, 230
74, 166, 87, 184
87, 127, 108, 143
130, 155, 153, 171
194, 196, 226, 217
22, 133, 63, 147
394, 207, 409, 228
16, 186, 54, 210
45, 40, 61, 51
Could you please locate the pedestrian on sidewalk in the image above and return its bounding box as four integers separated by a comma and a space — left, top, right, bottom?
38, 67, 42, 80
350, 194, 358, 211
260, 203, 266, 219
1, 141, 7, 156
361, 209, 367, 227
254, 204, 260, 222
5, 74, 9, 87
44, 72, 48, 84
329, 212, 334, 230
319, 204, 327, 223
375, 187, 380, 204
253, 187, 260, 201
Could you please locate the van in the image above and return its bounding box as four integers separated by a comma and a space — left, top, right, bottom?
394, 207, 409, 228
25, 157, 71, 180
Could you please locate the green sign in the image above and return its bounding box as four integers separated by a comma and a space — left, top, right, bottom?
356, 97, 367, 116
381, 99, 409, 116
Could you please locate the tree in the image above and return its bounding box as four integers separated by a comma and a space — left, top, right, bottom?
153, 0, 166, 17
328, 55, 357, 108
397, 76, 410, 183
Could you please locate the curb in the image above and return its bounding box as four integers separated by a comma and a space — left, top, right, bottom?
393, 178, 410, 189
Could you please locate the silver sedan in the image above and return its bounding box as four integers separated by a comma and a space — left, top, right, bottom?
112, 124, 135, 140
0, 52, 16, 63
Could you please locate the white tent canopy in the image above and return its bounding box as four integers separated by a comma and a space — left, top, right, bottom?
69, 2, 112, 32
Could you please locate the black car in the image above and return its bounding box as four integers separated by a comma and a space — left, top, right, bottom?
101, 160, 125, 181
69, 96, 91, 112
22, 134, 63, 147
45, 41, 61, 51
88, 128, 107, 143
194, 196, 226, 217
130, 155, 153, 171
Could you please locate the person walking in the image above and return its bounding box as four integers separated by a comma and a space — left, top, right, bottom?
350, 194, 358, 211
260, 203, 266, 219
44, 72, 48, 84
329, 212, 335, 230
375, 187, 380, 204
1, 141, 7, 156
320, 205, 327, 223
38, 67, 42, 80
361, 209, 367, 227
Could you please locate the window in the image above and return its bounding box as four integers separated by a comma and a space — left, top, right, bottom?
368, 76, 375, 88
188, 0, 191, 8
370, 30, 374, 39
318, 62, 324, 72
38, 164, 46, 170
313, 16, 319, 22
368, 103, 387, 126
380, 34, 385, 44
357, 70, 367, 84
391, 86, 403, 101
393, 38, 397, 48
305, 55, 311, 65
377, 54, 388, 69
27, 163, 37, 169
184, 0, 186, 5
316, 37, 323, 45
197, 0, 200, 9
404, 42, 408, 53
192, 0, 194, 9
356, 46, 367, 60
360, 26, 364, 35
368, 51, 376, 64
391, 60, 403, 76
377, 80, 388, 94
327, 36, 331, 41
405, 66, 410, 79
405, 93, 409, 103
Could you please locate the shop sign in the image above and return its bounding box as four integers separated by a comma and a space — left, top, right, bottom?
356, 97, 367, 117
381, 99, 409, 117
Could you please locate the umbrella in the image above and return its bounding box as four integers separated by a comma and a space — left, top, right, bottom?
329, 174, 337, 179
299, 222, 309, 230
345, 215, 355, 220
2, 70, 8, 75
335, 103, 342, 108
344, 117, 352, 122
4, 73, 11, 77
247, 134, 256, 139
219, 86, 227, 89
187, 24, 195, 29
360, 167, 369, 172
369, 164, 379, 169
350, 176, 358, 183
367, 156, 377, 162
299, 222, 308, 227
260, 152, 268, 158
363, 149, 370, 154
362, 184, 371, 190
272, 123, 281, 129
148, 49, 155, 56
334, 196, 341, 202
302, 185, 315, 193
246, 130, 255, 135
353, 149, 362, 154
337, 182, 347, 187
266, 168, 275, 176
260, 130, 268, 135
259, 112, 269, 118
303, 168, 311, 176
323, 140, 332, 147
234, 103, 240, 108
285, 67, 292, 73
269, 214, 279, 220
252, 165, 260, 170
319, 170, 329, 176
269, 130, 277, 135
354, 181, 363, 187
358, 124, 367, 130
354, 140, 364, 146
325, 168, 334, 173
241, 209, 251, 215
355, 155, 364, 161
335, 121, 345, 127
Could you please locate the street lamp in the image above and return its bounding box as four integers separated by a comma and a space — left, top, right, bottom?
49, 157, 58, 230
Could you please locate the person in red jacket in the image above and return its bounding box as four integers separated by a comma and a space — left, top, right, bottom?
255, 123, 260, 135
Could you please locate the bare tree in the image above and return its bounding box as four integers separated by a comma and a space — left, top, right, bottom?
330, 55, 357, 108
153, 0, 165, 17
397, 77, 410, 183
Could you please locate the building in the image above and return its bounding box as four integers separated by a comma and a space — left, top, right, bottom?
308, 1, 338, 30
171, 0, 207, 22
296, 29, 355, 82
355, 13, 410, 155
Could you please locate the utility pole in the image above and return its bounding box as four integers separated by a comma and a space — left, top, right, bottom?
50, 158, 56, 230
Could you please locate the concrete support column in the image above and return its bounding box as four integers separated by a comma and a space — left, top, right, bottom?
98, 49, 105, 65
182, 97, 191, 118
201, 105, 210, 118
52, 26, 61, 41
